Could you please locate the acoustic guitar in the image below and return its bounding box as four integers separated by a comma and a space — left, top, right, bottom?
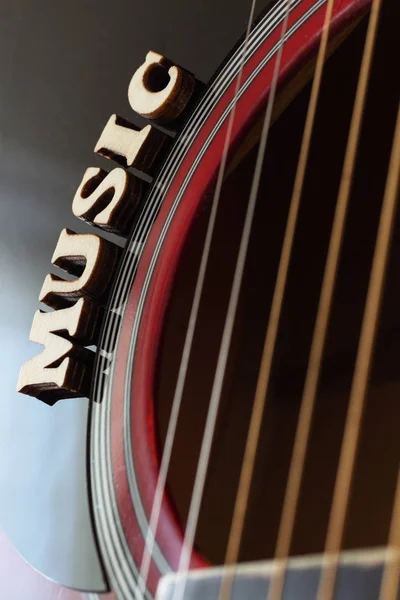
5, 0, 400, 597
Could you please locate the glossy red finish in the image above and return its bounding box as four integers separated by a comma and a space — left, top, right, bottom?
0, 527, 115, 600
110, 0, 369, 596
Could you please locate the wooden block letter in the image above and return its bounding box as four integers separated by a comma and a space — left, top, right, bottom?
39, 228, 120, 309
72, 166, 143, 235
17, 298, 99, 404
128, 51, 195, 123
95, 114, 165, 172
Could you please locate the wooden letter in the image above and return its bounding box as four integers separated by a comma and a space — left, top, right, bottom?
72, 166, 143, 235
17, 298, 100, 404
94, 114, 165, 172
128, 51, 195, 123
39, 228, 120, 309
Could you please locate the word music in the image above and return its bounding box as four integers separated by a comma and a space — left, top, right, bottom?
17, 52, 195, 405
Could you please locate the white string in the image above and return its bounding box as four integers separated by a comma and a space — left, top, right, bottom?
171, 3, 294, 600
134, 2, 259, 598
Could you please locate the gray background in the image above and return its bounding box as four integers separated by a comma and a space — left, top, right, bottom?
0, 0, 268, 592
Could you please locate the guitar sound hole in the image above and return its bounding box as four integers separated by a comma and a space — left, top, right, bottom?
155, 2, 400, 566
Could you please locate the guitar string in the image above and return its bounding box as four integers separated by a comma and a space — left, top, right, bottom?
380, 360, 400, 600
312, 1, 385, 598
381, 468, 400, 600
351, 102, 400, 600
134, 1, 382, 599
92, 3, 325, 596
94, 3, 309, 597
169, 2, 295, 600
372, 110, 400, 600
158, 2, 390, 599
217, 0, 339, 598
140, 1, 383, 598
133, 1, 259, 598
260, 1, 385, 598
222, 0, 384, 597
90, 5, 316, 598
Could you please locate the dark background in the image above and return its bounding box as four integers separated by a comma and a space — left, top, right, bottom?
0, 0, 268, 591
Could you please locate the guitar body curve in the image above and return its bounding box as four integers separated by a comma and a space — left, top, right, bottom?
89, 0, 370, 598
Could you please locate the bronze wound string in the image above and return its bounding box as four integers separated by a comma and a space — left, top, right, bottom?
216, 7, 300, 600
353, 103, 400, 600
134, 1, 259, 598
369, 105, 400, 600
266, 0, 385, 598
218, 1, 340, 599
308, 0, 385, 598
380, 468, 400, 600
380, 430, 400, 600
170, 2, 296, 600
